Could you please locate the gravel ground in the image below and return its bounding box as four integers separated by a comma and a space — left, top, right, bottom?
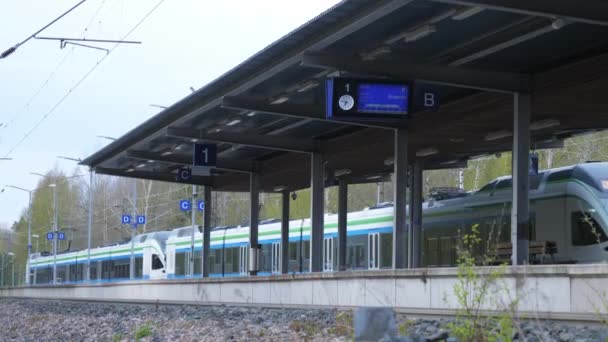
0, 299, 349, 341
2, 299, 607, 341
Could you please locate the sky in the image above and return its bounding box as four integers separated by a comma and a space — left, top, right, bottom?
0, 0, 340, 227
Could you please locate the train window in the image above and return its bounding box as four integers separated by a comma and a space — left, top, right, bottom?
478, 181, 496, 193
547, 169, 573, 183
152, 254, 164, 270
135, 257, 143, 278
572, 212, 608, 246
495, 179, 512, 190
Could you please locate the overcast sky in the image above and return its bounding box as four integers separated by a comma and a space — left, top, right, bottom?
0, 0, 340, 227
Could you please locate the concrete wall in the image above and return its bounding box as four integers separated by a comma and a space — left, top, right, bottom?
2, 264, 607, 320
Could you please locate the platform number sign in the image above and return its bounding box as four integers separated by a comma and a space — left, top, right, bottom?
57, 232, 65, 241
179, 199, 191, 211
121, 215, 131, 224
46, 232, 54, 241
197, 200, 205, 211
193, 143, 217, 167
137, 215, 146, 225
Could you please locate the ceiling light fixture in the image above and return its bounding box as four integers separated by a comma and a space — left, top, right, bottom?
296, 80, 319, 93
530, 119, 560, 131
161, 150, 173, 156
403, 25, 436, 43
270, 95, 289, 105
273, 185, 287, 192
226, 119, 241, 126
125, 168, 135, 173
416, 147, 439, 157
334, 169, 352, 177
384, 157, 394, 166
245, 111, 256, 117
360, 46, 391, 61
136, 163, 147, 168
484, 130, 512, 141
451, 7, 484, 21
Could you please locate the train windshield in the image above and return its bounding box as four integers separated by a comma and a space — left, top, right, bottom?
573, 163, 608, 196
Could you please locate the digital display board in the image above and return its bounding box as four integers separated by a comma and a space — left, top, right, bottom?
357, 83, 409, 115
326, 78, 410, 121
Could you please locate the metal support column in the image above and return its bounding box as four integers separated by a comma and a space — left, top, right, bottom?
202, 186, 212, 277
393, 129, 408, 269
86, 169, 94, 281
310, 152, 325, 272
281, 190, 290, 274
52, 185, 58, 285
338, 179, 348, 271
512, 93, 531, 265
189, 184, 198, 276
409, 161, 423, 268
129, 179, 137, 280
249, 172, 260, 276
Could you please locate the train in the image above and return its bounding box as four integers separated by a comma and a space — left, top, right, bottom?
27, 162, 608, 284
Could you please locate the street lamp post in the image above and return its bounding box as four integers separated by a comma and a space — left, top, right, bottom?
32, 234, 39, 253
5, 185, 35, 285
57, 156, 94, 282
8, 252, 14, 287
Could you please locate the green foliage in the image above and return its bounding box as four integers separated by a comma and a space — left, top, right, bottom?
447, 224, 517, 342
134, 323, 152, 341
112, 333, 123, 342
328, 310, 354, 337
398, 319, 413, 336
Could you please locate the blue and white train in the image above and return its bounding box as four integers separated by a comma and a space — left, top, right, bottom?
27, 162, 608, 284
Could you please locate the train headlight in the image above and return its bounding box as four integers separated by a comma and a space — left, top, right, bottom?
602, 180, 608, 190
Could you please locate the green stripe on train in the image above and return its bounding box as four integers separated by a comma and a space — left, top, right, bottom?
32, 247, 145, 266
169, 215, 394, 247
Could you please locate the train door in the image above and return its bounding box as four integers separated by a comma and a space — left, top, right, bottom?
368, 232, 380, 270
271, 241, 281, 274
323, 237, 334, 272
239, 246, 248, 276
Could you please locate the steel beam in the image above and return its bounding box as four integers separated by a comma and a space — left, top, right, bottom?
202, 186, 212, 277
126, 150, 252, 173
94, 167, 214, 187
281, 190, 290, 274
301, 53, 530, 93
338, 179, 348, 271
427, 0, 608, 27
512, 93, 531, 265
409, 161, 423, 268
167, 127, 319, 153
310, 153, 325, 272
393, 129, 409, 269
222, 97, 404, 129
249, 172, 260, 276
82, 0, 416, 168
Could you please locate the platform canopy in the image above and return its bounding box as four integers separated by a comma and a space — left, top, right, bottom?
82, 0, 608, 192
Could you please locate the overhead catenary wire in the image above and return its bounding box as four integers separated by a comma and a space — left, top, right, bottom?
2, 0, 166, 158
0, 0, 108, 132
0, 0, 89, 59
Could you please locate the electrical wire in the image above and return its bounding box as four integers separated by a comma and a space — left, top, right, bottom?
1, 0, 107, 132
3, 0, 167, 158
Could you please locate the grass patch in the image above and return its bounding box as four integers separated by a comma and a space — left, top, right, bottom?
328, 310, 354, 338
134, 323, 152, 341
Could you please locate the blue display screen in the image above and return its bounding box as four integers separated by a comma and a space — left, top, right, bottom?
357, 83, 409, 115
